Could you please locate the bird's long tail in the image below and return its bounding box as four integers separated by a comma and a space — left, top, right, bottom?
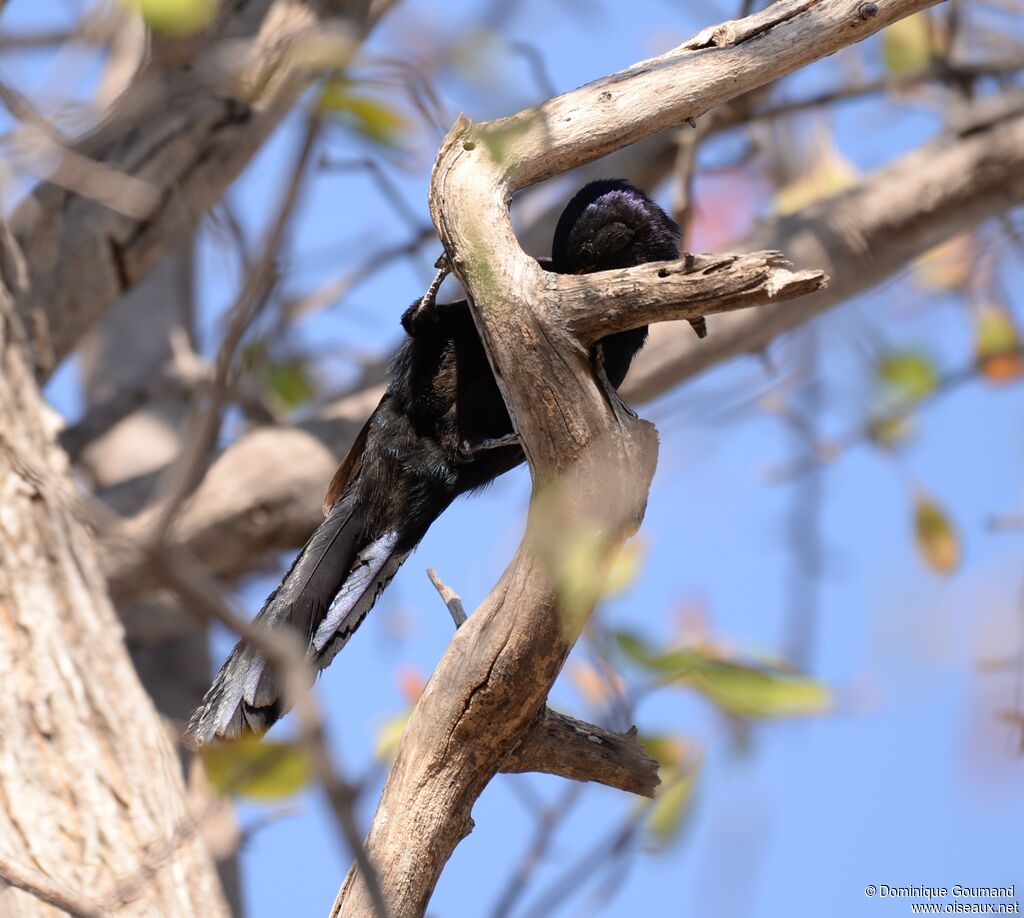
183, 492, 410, 749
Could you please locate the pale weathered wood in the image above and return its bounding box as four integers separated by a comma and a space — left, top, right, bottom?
502, 711, 661, 797
623, 104, 1024, 402
456, 0, 938, 191
12, 0, 388, 379
0, 233, 228, 914
94, 90, 1024, 614
425, 568, 662, 797
332, 2, 942, 914
555, 251, 825, 343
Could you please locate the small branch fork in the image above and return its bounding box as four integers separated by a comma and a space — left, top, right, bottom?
333, 1, 936, 915
426, 569, 661, 797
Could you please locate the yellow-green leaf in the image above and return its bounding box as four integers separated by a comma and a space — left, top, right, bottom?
617, 634, 832, 719
613, 630, 699, 675
685, 656, 832, 719
878, 351, 938, 404
556, 528, 608, 625
613, 629, 658, 667
775, 133, 857, 215
605, 538, 646, 596
126, 0, 217, 36
201, 736, 313, 801
476, 114, 538, 166
915, 234, 975, 292
374, 711, 411, 762
639, 734, 687, 770
882, 13, 932, 76
648, 755, 701, 847
867, 413, 914, 449
264, 360, 314, 411
319, 80, 405, 146
975, 306, 1023, 384
914, 496, 960, 575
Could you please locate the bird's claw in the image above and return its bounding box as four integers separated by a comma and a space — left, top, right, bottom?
403, 255, 453, 335
461, 433, 521, 459
414, 255, 452, 318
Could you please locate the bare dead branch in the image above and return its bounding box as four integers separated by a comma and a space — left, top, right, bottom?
96, 91, 1024, 605
622, 105, 1024, 404
556, 251, 826, 343
332, 1, 937, 913
425, 568, 660, 796
450, 0, 939, 190
503, 712, 660, 797
426, 567, 468, 627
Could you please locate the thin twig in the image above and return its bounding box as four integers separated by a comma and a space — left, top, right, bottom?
489, 784, 585, 918
731, 56, 1024, 127
426, 568, 468, 627
146, 110, 324, 540
283, 224, 436, 321
0, 855, 106, 918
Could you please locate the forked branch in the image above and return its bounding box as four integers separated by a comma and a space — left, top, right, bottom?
332, 1, 938, 914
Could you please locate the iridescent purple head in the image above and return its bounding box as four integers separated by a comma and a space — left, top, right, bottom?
551, 179, 681, 275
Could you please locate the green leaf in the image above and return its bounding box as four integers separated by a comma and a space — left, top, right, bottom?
613, 632, 703, 678
878, 351, 939, 404
201, 737, 313, 801
319, 80, 405, 146
684, 655, 832, 719
616, 633, 831, 719
639, 734, 686, 770
374, 711, 411, 762
613, 629, 653, 664
914, 495, 960, 575
605, 538, 646, 595
882, 13, 932, 76
127, 0, 217, 36
867, 413, 914, 450
264, 359, 314, 411
648, 757, 700, 847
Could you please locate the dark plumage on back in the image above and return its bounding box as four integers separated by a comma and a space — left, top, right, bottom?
184, 179, 683, 749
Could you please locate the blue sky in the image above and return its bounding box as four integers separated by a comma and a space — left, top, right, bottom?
4, 0, 1024, 915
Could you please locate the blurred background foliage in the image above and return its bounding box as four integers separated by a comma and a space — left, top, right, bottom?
1, 0, 1022, 914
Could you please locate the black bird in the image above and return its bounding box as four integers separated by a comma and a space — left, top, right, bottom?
184, 179, 683, 748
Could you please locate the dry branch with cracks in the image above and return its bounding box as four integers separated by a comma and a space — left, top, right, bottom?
93, 95, 1024, 601
329, 0, 944, 913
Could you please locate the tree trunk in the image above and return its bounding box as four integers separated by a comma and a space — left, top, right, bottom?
0, 229, 227, 916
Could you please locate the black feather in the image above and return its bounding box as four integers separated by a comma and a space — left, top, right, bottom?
185, 179, 684, 748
